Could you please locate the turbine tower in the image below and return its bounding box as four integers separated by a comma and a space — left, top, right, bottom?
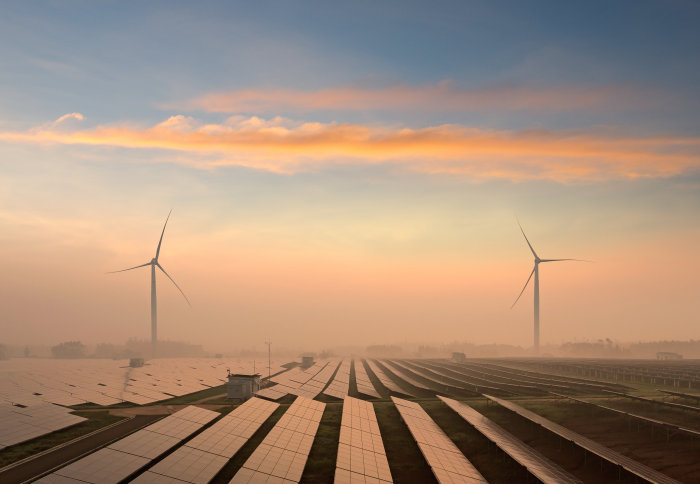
511, 222, 587, 354
109, 210, 190, 357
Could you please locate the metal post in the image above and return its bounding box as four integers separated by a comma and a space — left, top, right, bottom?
265, 339, 272, 382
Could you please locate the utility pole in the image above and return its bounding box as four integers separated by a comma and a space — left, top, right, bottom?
265, 339, 272, 382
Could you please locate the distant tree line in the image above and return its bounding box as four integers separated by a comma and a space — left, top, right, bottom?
44, 339, 205, 359
558, 339, 700, 358
51, 341, 87, 358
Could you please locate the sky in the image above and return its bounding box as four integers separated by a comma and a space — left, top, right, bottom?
1, 1, 699, 353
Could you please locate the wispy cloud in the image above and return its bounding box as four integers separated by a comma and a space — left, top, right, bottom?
1, 114, 699, 182
177, 81, 664, 114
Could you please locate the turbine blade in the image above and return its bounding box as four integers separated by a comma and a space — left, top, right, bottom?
517, 220, 539, 259
156, 263, 191, 306
511, 266, 536, 309
539, 258, 593, 263
106, 262, 151, 274
155, 209, 172, 261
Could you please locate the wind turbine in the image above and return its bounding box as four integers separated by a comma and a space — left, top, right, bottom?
511, 222, 588, 354
108, 210, 190, 357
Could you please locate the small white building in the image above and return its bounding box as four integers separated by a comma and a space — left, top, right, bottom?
452, 352, 466, 363
301, 354, 315, 368
226, 372, 261, 401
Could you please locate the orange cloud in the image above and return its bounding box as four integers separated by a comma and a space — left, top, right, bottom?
179, 81, 662, 113
1, 114, 699, 182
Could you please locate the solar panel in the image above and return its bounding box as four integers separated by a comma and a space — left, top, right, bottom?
323, 360, 351, 399
484, 394, 682, 484
231, 466, 296, 483
364, 360, 415, 397
353, 360, 380, 398
128, 472, 185, 483
230, 396, 325, 483
0, 403, 87, 448
30, 474, 82, 484
439, 396, 582, 484
146, 414, 211, 440
35, 405, 219, 484
381, 361, 433, 391
108, 428, 181, 459
1, 358, 291, 409
136, 397, 279, 483
391, 397, 486, 483
259, 360, 340, 401
409, 361, 504, 395
132, 446, 229, 484
334, 396, 392, 483
256, 385, 294, 401
37, 447, 150, 484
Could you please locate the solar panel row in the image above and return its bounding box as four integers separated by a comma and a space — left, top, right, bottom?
423, 361, 538, 396
519, 359, 700, 387
484, 394, 682, 484
463, 363, 576, 394
551, 392, 700, 439
364, 360, 415, 397
324, 360, 352, 399
257, 360, 340, 401
409, 361, 503, 395
335, 396, 392, 484
35, 405, 219, 484
438, 396, 581, 484
380, 361, 433, 391
353, 360, 380, 398
230, 396, 325, 483
604, 389, 700, 413
397, 361, 477, 395
0, 358, 289, 408
0, 403, 86, 449
134, 397, 279, 483
391, 397, 486, 484
296, 360, 340, 398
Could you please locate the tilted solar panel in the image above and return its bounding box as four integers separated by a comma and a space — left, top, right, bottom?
439, 396, 581, 484
392, 397, 486, 484
484, 394, 681, 484
353, 360, 381, 398
334, 396, 392, 483
364, 360, 417, 397
230, 396, 325, 483
135, 397, 279, 483
34, 405, 219, 484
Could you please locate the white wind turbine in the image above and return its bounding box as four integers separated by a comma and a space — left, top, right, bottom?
511, 222, 589, 354
108, 210, 190, 356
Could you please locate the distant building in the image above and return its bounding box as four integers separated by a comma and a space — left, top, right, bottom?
301, 354, 315, 368
226, 371, 261, 401
452, 352, 466, 363
656, 351, 683, 360
129, 357, 145, 367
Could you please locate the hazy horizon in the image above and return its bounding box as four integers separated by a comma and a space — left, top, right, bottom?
1, 2, 699, 353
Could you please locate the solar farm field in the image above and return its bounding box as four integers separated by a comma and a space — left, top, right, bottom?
1, 357, 700, 483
